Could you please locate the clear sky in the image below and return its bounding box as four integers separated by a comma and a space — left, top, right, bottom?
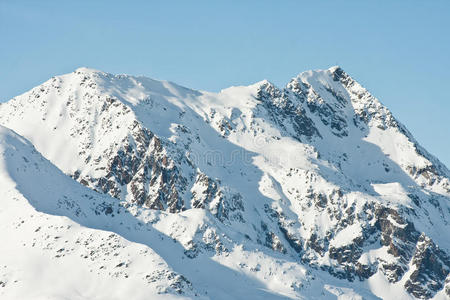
1, 1, 449, 167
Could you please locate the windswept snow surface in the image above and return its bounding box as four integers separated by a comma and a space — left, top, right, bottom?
0, 66, 449, 299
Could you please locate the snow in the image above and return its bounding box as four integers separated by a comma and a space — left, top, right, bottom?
330, 224, 363, 248
371, 182, 411, 206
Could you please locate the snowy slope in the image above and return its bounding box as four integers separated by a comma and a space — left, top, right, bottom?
0, 126, 379, 300
0, 125, 198, 299
0, 66, 449, 299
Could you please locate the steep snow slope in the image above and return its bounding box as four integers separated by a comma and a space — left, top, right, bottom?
0, 66, 449, 299
0, 125, 197, 299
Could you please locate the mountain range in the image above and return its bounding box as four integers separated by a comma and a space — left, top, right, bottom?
0, 66, 449, 299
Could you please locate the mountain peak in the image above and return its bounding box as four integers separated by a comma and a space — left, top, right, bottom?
250, 79, 278, 90
292, 65, 346, 82
74, 66, 105, 75
327, 65, 342, 72
328, 65, 348, 82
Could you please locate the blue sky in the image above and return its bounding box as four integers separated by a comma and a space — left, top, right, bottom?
1, 1, 449, 167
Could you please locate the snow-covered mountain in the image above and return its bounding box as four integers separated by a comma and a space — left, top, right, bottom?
0, 66, 449, 299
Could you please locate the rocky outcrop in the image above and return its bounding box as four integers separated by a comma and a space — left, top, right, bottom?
256, 81, 321, 141
191, 173, 244, 222
405, 234, 450, 299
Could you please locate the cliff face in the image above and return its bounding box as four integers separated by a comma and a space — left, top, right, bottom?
0, 67, 449, 299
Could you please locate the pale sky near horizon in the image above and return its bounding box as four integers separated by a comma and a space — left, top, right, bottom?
1, 0, 449, 167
